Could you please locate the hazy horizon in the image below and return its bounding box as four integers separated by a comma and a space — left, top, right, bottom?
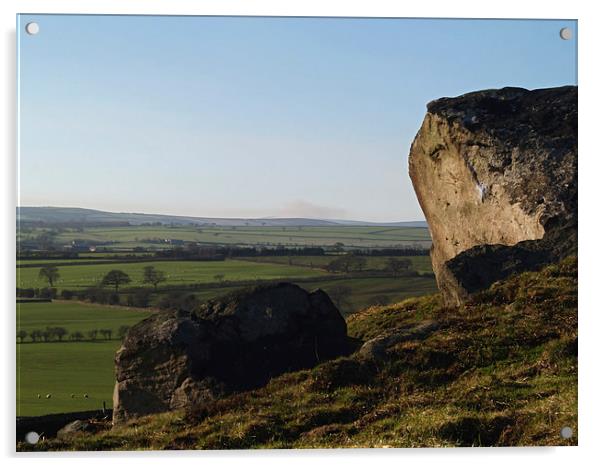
18, 16, 577, 222
17, 204, 428, 223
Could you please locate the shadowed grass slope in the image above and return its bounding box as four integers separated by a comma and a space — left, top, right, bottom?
20, 257, 577, 450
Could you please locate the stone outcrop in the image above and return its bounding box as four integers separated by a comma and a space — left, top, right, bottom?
409, 86, 577, 306
56, 420, 97, 440
357, 321, 439, 361
113, 283, 348, 423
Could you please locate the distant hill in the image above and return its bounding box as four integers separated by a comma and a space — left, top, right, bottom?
16, 206, 428, 228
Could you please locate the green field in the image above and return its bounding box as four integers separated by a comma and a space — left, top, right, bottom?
16, 271, 437, 416
17, 254, 435, 315
17, 301, 152, 335
17, 223, 436, 417
17, 302, 152, 416
18, 341, 123, 416
18, 259, 329, 291
21, 224, 431, 249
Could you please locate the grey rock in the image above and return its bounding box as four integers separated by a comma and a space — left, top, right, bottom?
409, 86, 577, 305
357, 321, 439, 361
113, 283, 348, 423
56, 420, 95, 439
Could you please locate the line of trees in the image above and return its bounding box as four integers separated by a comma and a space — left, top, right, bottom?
17, 287, 58, 299
152, 245, 430, 260
34, 266, 169, 294
325, 256, 368, 273
324, 256, 414, 276
18, 286, 153, 308
20, 266, 168, 306
17, 325, 130, 343
384, 257, 413, 277
153, 245, 329, 260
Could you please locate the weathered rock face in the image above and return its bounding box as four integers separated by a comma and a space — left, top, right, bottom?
409, 86, 577, 306
113, 283, 348, 423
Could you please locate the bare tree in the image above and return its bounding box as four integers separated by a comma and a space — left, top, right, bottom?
386, 258, 413, 277
38, 266, 60, 287
326, 255, 365, 273
142, 266, 166, 291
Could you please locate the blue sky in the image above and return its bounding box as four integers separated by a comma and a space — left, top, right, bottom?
17, 15, 577, 221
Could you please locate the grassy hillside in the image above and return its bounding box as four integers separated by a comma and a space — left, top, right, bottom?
20, 257, 577, 450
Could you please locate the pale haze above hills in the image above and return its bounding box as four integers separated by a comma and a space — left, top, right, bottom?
16, 206, 428, 228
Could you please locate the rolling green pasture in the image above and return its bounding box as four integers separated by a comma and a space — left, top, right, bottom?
27, 225, 431, 249
16, 223, 436, 417
17, 301, 152, 416
14, 274, 437, 416
16, 270, 437, 415
18, 259, 328, 291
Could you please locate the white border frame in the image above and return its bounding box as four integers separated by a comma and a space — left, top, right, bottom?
2, 1, 599, 464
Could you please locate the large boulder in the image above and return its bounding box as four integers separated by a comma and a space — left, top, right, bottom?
409, 86, 577, 306
113, 283, 348, 423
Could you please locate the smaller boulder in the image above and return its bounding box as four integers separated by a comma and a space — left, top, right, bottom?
56, 420, 95, 440
357, 321, 439, 361
113, 283, 348, 423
